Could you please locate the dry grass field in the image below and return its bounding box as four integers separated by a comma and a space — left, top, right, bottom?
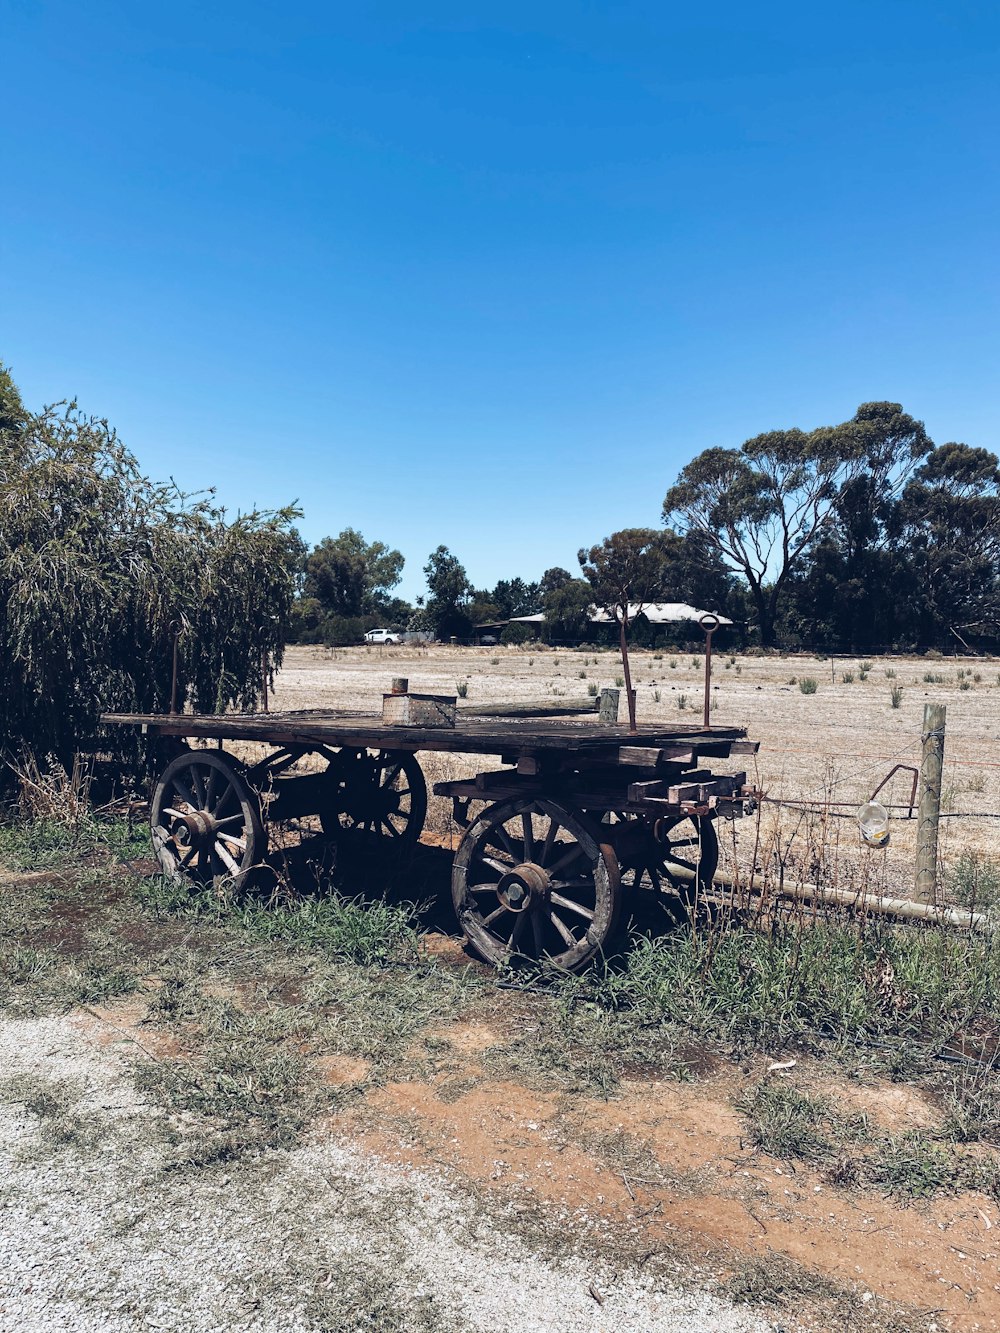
268, 642, 1000, 902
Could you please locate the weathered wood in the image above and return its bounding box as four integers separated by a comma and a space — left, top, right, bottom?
461, 698, 598, 718
598, 688, 621, 724
102, 711, 745, 760
382, 692, 457, 728
914, 703, 946, 905
666, 771, 745, 803
626, 778, 671, 802
617, 744, 697, 767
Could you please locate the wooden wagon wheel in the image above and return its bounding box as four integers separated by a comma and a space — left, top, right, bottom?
319, 749, 427, 848
452, 797, 621, 972
607, 812, 719, 900
150, 750, 265, 892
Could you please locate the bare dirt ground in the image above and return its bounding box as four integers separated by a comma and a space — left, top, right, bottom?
2, 977, 997, 1332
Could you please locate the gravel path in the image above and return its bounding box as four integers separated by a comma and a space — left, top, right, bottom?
0, 1015, 776, 1333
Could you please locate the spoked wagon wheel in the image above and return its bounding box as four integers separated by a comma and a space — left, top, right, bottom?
607, 813, 719, 902
150, 750, 265, 892
452, 798, 621, 972
320, 749, 427, 849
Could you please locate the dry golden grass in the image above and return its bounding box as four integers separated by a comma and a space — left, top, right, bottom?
266, 642, 1000, 900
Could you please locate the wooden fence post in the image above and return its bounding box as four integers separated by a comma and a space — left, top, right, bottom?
599, 688, 621, 724
914, 703, 946, 904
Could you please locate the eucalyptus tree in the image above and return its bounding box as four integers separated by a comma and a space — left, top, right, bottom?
578, 528, 670, 730
663, 402, 931, 646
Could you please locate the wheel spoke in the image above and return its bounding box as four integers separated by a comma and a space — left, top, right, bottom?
539, 817, 560, 866
550, 891, 595, 921
530, 912, 544, 959
190, 764, 206, 809
520, 813, 534, 864
510, 911, 529, 949
549, 911, 577, 948
481, 853, 514, 876
492, 825, 518, 860
170, 775, 196, 809
483, 904, 509, 927
217, 831, 247, 850
214, 839, 241, 876
547, 842, 587, 879
213, 783, 237, 817
204, 764, 218, 811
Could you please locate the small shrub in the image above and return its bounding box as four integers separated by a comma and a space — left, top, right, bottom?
669, 658, 677, 669
949, 853, 1000, 914
885, 667, 897, 679
960, 680, 972, 692
973, 672, 982, 683
455, 680, 469, 698
890, 684, 904, 708
586, 682, 598, 696
859, 661, 873, 673
653, 689, 661, 703
798, 678, 818, 695
614, 675, 625, 688
924, 648, 943, 659
578, 670, 586, 679
841, 671, 855, 684
499, 622, 533, 646
677, 693, 688, 710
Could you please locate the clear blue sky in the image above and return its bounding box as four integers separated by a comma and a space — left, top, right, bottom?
3, 2, 998, 602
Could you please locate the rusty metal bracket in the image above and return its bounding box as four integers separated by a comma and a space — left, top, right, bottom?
869, 764, 919, 819
451, 796, 473, 828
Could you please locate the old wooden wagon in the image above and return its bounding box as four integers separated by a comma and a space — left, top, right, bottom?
102, 688, 758, 972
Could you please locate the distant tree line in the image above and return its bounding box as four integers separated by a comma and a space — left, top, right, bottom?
291, 400, 999, 654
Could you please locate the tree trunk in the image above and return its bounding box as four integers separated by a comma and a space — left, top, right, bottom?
618, 616, 637, 732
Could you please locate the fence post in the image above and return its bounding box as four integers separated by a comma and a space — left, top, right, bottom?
599, 687, 621, 724
914, 703, 946, 904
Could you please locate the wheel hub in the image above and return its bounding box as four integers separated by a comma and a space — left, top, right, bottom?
496, 862, 550, 914
171, 808, 216, 847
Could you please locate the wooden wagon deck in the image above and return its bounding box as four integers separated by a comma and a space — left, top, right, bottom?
101, 709, 754, 762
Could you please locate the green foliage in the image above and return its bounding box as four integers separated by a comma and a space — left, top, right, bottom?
662, 402, 987, 649
421, 545, 472, 639
540, 578, 592, 642
890, 684, 904, 708
455, 679, 469, 698
798, 677, 818, 694
303, 529, 404, 619
499, 621, 534, 645
0, 368, 298, 767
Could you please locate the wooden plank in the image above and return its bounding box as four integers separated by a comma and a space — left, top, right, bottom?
666, 772, 746, 803
617, 744, 696, 767
728, 739, 761, 754
626, 778, 671, 802
461, 699, 598, 718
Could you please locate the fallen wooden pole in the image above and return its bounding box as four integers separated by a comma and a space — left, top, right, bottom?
667, 863, 988, 931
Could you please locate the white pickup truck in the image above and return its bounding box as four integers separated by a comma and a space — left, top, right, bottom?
363, 627, 401, 645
